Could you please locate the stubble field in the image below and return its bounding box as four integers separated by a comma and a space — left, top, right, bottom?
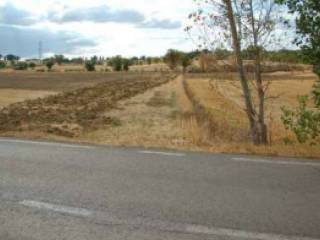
0, 70, 318, 158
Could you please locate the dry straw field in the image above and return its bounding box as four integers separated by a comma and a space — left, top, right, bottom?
184, 71, 320, 157
0, 69, 319, 158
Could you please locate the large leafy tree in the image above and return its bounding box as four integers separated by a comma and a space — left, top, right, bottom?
276, 0, 320, 76
277, 0, 320, 144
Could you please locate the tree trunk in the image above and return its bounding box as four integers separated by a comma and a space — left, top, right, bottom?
249, 0, 268, 144
223, 0, 261, 144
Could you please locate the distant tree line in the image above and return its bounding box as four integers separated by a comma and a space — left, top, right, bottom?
0, 48, 308, 72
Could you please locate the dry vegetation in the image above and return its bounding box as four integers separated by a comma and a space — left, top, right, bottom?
184, 71, 320, 158
0, 72, 150, 91
0, 73, 175, 138
0, 89, 56, 107
0, 69, 319, 158
79, 76, 199, 149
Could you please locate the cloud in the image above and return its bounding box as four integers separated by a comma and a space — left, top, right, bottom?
138, 19, 182, 29
49, 5, 145, 24
0, 25, 97, 57
0, 3, 37, 26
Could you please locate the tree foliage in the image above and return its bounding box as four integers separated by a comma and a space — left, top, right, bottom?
0, 61, 6, 69
164, 49, 183, 70
277, 0, 320, 144
13, 62, 28, 70
45, 61, 54, 71
84, 60, 96, 71
28, 62, 36, 69
54, 55, 65, 65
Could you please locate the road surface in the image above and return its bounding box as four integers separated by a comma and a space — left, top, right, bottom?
0, 137, 319, 240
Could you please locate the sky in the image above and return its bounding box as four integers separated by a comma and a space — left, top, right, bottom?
0, 0, 197, 58
0, 0, 295, 59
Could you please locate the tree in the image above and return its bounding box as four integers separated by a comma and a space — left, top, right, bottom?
110, 56, 123, 71
214, 48, 230, 60
5, 54, 20, 64
187, 0, 282, 144
122, 58, 130, 71
91, 56, 98, 65
181, 54, 192, 73
71, 57, 84, 64
13, 62, 28, 70
276, 0, 320, 76
277, 0, 320, 144
0, 61, 6, 69
54, 55, 65, 65
164, 49, 182, 70
46, 61, 54, 71
84, 61, 96, 71
29, 62, 36, 70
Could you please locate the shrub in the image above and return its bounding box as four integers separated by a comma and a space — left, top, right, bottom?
111, 56, 123, 71
46, 61, 54, 71
28, 62, 36, 69
282, 80, 320, 144
0, 61, 6, 69
181, 54, 191, 73
13, 62, 28, 70
84, 61, 96, 71
123, 59, 130, 71
164, 49, 182, 70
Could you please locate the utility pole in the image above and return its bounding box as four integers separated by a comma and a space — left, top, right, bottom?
38, 41, 43, 64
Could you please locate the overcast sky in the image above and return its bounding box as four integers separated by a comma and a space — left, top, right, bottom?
0, 0, 198, 58
0, 0, 295, 58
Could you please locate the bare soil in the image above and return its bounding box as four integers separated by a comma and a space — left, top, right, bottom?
0, 72, 157, 91
0, 73, 175, 137
0, 70, 318, 158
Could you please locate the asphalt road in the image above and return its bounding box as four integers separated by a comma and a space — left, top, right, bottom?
0, 138, 319, 240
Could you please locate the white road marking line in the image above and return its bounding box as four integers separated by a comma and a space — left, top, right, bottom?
232, 157, 320, 167
18, 200, 318, 240
20, 200, 92, 217
0, 138, 96, 149
184, 225, 318, 240
139, 150, 185, 157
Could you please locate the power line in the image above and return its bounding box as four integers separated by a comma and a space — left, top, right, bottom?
38, 41, 42, 63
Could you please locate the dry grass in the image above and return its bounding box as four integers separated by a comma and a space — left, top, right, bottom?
130, 63, 170, 72
0, 89, 56, 107
0, 69, 318, 158
79, 77, 198, 149
185, 71, 320, 158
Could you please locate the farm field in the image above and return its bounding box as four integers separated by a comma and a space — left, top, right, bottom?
184, 71, 320, 157
0, 70, 319, 158
0, 72, 161, 107
0, 71, 157, 91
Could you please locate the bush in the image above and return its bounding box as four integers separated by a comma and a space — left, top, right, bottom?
111, 56, 123, 71
282, 80, 320, 144
164, 49, 182, 70
28, 62, 36, 69
84, 61, 96, 71
0, 61, 6, 69
46, 61, 54, 71
123, 59, 130, 71
13, 62, 28, 70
